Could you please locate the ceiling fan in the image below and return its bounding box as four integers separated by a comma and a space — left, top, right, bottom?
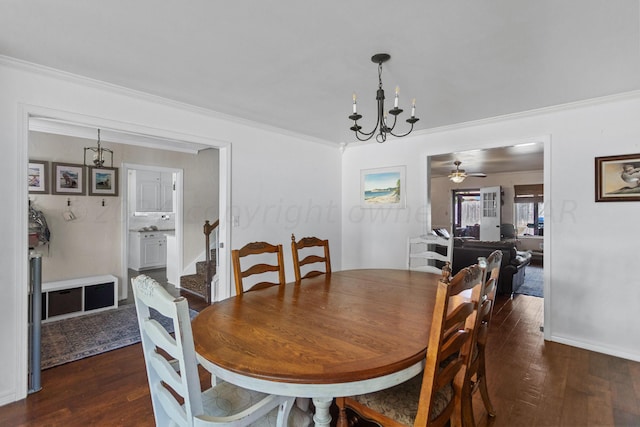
448, 160, 487, 183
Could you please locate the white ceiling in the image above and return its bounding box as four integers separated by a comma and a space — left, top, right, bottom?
429, 143, 544, 178
2, 1, 639, 147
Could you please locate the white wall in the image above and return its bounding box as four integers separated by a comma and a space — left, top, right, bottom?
0, 59, 341, 405
342, 93, 640, 363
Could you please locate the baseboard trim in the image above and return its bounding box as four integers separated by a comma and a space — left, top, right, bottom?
551, 334, 640, 363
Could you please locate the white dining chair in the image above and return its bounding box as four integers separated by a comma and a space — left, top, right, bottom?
132, 274, 310, 427
407, 233, 453, 274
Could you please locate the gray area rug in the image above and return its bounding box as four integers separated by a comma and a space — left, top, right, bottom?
41, 303, 196, 369
515, 265, 543, 298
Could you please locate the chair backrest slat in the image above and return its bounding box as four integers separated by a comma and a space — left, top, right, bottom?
150, 351, 185, 396
143, 318, 180, 360
155, 382, 190, 427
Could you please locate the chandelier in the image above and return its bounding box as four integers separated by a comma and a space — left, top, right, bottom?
349, 53, 419, 143
84, 129, 113, 168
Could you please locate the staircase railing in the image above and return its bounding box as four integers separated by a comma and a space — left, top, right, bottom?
203, 219, 219, 303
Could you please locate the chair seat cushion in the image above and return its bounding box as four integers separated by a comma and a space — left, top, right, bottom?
200, 381, 312, 426
351, 374, 453, 424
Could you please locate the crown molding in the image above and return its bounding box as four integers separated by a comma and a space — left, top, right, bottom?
0, 55, 338, 148
340, 89, 640, 147
413, 90, 640, 137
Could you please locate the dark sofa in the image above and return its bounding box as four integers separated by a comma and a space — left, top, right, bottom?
452, 238, 531, 295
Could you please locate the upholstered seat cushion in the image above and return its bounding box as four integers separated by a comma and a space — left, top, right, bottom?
198, 381, 312, 426
350, 374, 453, 425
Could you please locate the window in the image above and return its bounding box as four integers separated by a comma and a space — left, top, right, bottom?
452, 189, 481, 229
513, 184, 544, 236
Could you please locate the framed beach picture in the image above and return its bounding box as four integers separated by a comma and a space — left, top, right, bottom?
361, 166, 406, 208
88, 167, 119, 196
28, 160, 49, 194
52, 162, 85, 195
595, 153, 640, 202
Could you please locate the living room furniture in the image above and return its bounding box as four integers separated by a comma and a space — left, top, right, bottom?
452, 239, 531, 295
500, 223, 516, 240
518, 235, 544, 265
192, 269, 442, 427
336, 265, 483, 427
132, 275, 304, 427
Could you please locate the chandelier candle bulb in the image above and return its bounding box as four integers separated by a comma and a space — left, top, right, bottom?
352, 93, 357, 113
411, 98, 416, 117
394, 86, 399, 108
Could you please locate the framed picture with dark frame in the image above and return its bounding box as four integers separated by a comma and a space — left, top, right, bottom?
28, 160, 49, 194
88, 166, 119, 196
360, 165, 406, 208
52, 162, 85, 195
595, 153, 640, 202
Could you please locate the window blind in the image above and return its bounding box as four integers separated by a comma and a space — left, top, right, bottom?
514, 184, 543, 203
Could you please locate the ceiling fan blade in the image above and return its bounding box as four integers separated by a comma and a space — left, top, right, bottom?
467, 172, 487, 177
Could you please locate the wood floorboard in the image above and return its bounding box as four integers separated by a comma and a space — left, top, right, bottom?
1, 294, 639, 426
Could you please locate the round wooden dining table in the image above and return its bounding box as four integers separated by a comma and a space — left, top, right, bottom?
192, 269, 440, 427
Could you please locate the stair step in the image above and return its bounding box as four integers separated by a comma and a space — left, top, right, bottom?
180, 274, 207, 299
180, 246, 217, 302
196, 261, 216, 276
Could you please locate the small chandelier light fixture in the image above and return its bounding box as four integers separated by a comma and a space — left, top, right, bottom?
448, 161, 467, 183
84, 129, 113, 168
349, 53, 419, 143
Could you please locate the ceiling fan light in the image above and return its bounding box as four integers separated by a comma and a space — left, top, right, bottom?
449, 174, 466, 183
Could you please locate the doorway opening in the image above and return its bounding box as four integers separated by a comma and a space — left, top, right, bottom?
427, 138, 549, 336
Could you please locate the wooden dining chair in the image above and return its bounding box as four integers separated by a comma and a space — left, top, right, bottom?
407, 233, 453, 275
232, 241, 286, 295
131, 274, 307, 427
290, 233, 331, 282
461, 250, 503, 426
336, 262, 484, 427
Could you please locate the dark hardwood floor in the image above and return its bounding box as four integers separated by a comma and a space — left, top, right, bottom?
1, 293, 638, 426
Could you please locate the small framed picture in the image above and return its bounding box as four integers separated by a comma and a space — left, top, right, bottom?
28, 160, 49, 194
88, 167, 118, 196
360, 165, 406, 208
52, 162, 85, 195
595, 153, 640, 202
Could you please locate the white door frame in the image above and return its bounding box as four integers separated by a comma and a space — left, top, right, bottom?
121, 163, 183, 301
427, 134, 551, 341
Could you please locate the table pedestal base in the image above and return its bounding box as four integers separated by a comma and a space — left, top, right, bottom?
312, 397, 333, 427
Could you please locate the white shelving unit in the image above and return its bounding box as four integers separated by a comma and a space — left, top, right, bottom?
41, 275, 118, 322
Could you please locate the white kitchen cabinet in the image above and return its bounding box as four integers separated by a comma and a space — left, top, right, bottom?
128, 231, 167, 270
133, 170, 174, 212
